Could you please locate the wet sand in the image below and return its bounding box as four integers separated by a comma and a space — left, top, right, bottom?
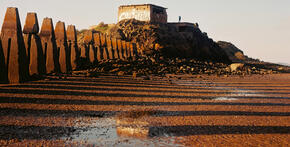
0, 73, 289, 146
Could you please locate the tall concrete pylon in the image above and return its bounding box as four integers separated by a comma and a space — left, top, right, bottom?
23, 12, 45, 76
130, 43, 135, 57
100, 34, 108, 60
39, 18, 59, 73
55, 21, 70, 73
112, 38, 119, 59
0, 7, 29, 83
117, 39, 124, 59
93, 32, 102, 61
106, 36, 114, 59
84, 31, 95, 63
67, 25, 79, 70
122, 40, 127, 59
0, 38, 6, 83
126, 42, 131, 58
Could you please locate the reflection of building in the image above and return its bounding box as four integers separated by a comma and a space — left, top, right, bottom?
116, 117, 149, 139
118, 4, 167, 23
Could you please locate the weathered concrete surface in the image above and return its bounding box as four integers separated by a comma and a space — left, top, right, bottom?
126, 42, 131, 58
93, 33, 102, 61
55, 21, 70, 73
100, 34, 108, 60
84, 31, 95, 63
39, 18, 59, 73
84, 31, 93, 44
23, 13, 45, 76
130, 43, 135, 57
122, 41, 127, 58
112, 38, 119, 59
23, 13, 39, 34
29, 35, 45, 76
106, 36, 114, 59
81, 31, 93, 59
67, 25, 78, 70
89, 32, 96, 63
0, 38, 7, 83
117, 39, 124, 59
0, 7, 29, 83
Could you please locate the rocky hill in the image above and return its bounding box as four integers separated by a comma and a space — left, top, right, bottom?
106, 19, 231, 63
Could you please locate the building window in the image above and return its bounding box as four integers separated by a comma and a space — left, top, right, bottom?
153, 8, 164, 14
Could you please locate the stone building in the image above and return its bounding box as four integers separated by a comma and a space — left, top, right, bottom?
118, 4, 167, 23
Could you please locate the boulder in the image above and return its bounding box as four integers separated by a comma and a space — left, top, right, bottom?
230, 63, 244, 72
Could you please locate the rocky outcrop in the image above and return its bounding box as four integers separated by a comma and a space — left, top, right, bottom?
107, 19, 231, 63
217, 41, 245, 62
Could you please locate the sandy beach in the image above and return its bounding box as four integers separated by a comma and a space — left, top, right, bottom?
0, 73, 289, 146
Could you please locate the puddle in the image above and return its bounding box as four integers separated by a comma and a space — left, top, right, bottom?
65, 115, 183, 146
173, 80, 265, 100
214, 97, 239, 101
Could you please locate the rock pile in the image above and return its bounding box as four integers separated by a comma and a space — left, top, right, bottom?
76, 53, 283, 78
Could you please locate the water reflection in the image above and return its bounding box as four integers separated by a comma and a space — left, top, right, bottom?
66, 111, 182, 146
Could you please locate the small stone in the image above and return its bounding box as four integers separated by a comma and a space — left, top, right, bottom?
117, 71, 125, 76
132, 72, 137, 79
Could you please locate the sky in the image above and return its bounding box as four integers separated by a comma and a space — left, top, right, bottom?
1, 0, 290, 64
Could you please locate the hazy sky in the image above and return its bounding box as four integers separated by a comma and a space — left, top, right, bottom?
1, 0, 290, 64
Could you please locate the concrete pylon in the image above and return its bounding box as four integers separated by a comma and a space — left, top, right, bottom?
100, 34, 108, 60
122, 41, 127, 59
93, 33, 102, 61
111, 38, 119, 59
0, 38, 6, 83
84, 30, 95, 63
130, 43, 135, 57
39, 18, 59, 73
67, 25, 78, 70
106, 36, 114, 59
126, 42, 131, 58
23, 13, 39, 34
117, 39, 123, 59
82, 30, 92, 60
55, 21, 70, 73
0, 7, 29, 83
23, 12, 45, 76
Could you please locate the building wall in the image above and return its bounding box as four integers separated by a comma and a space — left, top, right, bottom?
150, 6, 167, 23
118, 5, 167, 23
118, 5, 151, 22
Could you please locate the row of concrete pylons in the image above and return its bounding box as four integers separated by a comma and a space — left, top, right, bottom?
81, 30, 137, 64
0, 7, 137, 84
